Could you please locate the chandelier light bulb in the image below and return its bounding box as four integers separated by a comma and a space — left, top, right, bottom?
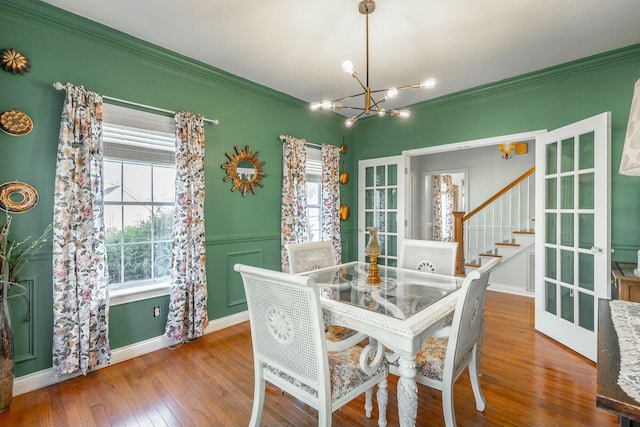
386, 87, 398, 100
310, 102, 321, 111
391, 110, 410, 119
342, 60, 355, 76
377, 107, 386, 117
345, 116, 358, 127
321, 100, 333, 110
420, 78, 437, 89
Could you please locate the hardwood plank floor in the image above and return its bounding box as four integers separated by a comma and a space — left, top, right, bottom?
0, 291, 619, 427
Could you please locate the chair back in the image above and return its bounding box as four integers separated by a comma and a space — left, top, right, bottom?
399, 239, 458, 275
286, 241, 337, 274
444, 258, 499, 381
234, 264, 330, 403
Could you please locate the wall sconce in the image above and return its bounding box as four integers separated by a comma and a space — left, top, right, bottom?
498, 142, 528, 159
499, 142, 516, 159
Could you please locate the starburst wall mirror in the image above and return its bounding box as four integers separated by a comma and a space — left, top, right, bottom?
221, 145, 267, 196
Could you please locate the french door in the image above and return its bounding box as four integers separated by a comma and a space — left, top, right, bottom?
358, 156, 405, 265
534, 112, 610, 362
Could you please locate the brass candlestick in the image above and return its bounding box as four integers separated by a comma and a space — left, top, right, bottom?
365, 227, 381, 284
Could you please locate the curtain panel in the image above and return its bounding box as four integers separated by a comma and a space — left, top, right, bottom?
165, 112, 208, 343
52, 83, 111, 376
433, 174, 455, 241
321, 144, 342, 262
280, 136, 308, 272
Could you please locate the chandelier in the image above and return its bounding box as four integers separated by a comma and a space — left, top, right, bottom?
310, 0, 437, 127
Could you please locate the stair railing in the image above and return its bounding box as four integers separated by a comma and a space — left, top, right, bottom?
454, 167, 535, 275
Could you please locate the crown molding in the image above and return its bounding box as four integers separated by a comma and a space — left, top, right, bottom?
412, 43, 640, 113
4, 0, 307, 110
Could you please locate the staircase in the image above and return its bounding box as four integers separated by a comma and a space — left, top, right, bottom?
465, 228, 535, 273
454, 167, 536, 275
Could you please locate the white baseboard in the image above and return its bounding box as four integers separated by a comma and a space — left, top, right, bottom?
488, 283, 534, 298
13, 310, 249, 397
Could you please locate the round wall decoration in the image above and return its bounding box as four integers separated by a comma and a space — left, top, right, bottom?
221, 145, 267, 197
0, 109, 33, 136
0, 181, 39, 213
0, 48, 31, 75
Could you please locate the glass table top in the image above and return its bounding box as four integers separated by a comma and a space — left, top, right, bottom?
300, 261, 461, 320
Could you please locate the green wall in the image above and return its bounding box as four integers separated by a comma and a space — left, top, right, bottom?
2, 0, 640, 380
0, 0, 355, 377
350, 45, 640, 263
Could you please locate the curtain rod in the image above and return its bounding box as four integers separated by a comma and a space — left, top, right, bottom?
52, 82, 219, 125
278, 134, 334, 149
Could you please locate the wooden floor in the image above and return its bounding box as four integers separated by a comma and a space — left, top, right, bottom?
0, 291, 619, 427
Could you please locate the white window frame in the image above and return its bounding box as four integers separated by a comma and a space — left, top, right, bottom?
306, 148, 323, 242
102, 104, 175, 305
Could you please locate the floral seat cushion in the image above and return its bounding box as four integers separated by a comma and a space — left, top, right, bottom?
390, 336, 448, 382
326, 325, 360, 341
264, 345, 388, 402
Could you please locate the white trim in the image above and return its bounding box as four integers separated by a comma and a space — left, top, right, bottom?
487, 284, 534, 298
12, 310, 250, 397
109, 281, 170, 305
402, 130, 547, 157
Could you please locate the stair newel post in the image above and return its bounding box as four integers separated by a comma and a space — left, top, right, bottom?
453, 211, 465, 275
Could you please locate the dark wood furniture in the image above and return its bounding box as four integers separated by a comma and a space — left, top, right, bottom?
597, 299, 640, 427
611, 262, 640, 302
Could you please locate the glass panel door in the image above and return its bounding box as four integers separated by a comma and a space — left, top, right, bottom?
358, 156, 404, 266
535, 112, 610, 362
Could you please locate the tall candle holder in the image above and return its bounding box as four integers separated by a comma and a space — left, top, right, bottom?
365, 227, 381, 284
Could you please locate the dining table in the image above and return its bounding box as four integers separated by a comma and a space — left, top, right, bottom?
299, 261, 463, 427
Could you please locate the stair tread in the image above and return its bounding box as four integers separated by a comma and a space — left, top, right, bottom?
495, 242, 520, 247
479, 253, 503, 258
465, 263, 481, 268
513, 230, 535, 234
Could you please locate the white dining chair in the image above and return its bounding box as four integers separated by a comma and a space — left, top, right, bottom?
286, 241, 338, 273
399, 239, 458, 275
388, 257, 500, 427
235, 263, 388, 427
286, 241, 364, 345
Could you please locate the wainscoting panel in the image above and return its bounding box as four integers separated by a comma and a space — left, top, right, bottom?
226, 249, 263, 307
11, 278, 36, 363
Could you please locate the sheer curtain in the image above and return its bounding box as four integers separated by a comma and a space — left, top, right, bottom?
165, 112, 208, 344
321, 144, 342, 262
280, 135, 308, 272
52, 83, 110, 376
433, 174, 455, 241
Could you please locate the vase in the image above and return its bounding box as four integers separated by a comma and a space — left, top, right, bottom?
365, 227, 381, 284
0, 282, 13, 413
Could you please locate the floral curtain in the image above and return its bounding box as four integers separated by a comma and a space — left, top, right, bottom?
165, 112, 208, 343
52, 83, 110, 376
433, 174, 455, 241
280, 135, 308, 272
321, 144, 341, 262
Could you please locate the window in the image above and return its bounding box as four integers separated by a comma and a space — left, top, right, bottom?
306, 148, 322, 242
102, 104, 176, 292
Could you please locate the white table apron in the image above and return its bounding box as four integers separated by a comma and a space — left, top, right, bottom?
321, 289, 459, 427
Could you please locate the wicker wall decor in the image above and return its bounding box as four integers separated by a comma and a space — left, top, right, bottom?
0, 109, 33, 136
0, 48, 31, 75
0, 181, 39, 213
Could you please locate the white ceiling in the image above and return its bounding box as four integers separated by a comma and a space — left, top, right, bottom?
43, 0, 640, 117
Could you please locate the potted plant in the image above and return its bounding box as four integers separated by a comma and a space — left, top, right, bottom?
0, 214, 51, 413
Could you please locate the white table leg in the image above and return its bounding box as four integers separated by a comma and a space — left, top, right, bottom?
397, 356, 418, 427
